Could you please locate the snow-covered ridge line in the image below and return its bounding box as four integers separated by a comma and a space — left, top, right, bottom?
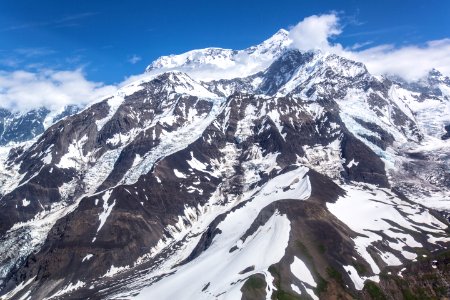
134, 166, 311, 299
327, 183, 449, 290
0, 69, 226, 296
145, 29, 292, 81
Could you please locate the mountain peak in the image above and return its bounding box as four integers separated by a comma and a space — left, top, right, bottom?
244, 28, 291, 56
144, 29, 291, 81
263, 28, 290, 43
428, 68, 442, 77
427, 68, 450, 85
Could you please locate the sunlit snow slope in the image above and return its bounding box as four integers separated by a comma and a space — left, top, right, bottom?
0, 29, 449, 300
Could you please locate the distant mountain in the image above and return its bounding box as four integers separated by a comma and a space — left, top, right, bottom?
0, 30, 449, 300
0, 105, 80, 146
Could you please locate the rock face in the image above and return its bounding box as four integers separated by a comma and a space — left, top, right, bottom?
442, 124, 450, 140
0, 30, 449, 300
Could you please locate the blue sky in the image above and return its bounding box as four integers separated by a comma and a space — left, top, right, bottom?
1, 0, 449, 84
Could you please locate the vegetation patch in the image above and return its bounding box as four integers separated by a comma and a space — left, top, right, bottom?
353, 262, 368, 275
317, 243, 326, 254
315, 276, 328, 294
243, 274, 266, 290
272, 290, 303, 300
326, 266, 343, 284
363, 281, 386, 300
241, 273, 267, 300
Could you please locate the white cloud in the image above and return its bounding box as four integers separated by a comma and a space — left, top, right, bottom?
128, 54, 142, 64
288, 14, 342, 52
350, 40, 450, 81
0, 69, 117, 112
288, 14, 450, 81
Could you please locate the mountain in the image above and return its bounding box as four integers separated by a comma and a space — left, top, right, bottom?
0, 30, 449, 300
0, 105, 80, 146
145, 29, 292, 80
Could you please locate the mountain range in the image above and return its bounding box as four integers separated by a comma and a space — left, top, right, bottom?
0, 29, 449, 300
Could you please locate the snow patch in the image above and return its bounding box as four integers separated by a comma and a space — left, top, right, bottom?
343, 265, 379, 290
47, 281, 85, 299
82, 254, 93, 262
102, 264, 130, 278
327, 184, 449, 276
56, 136, 89, 169
290, 257, 316, 287
187, 152, 208, 172
173, 169, 187, 179
0, 277, 35, 300
346, 159, 359, 168
95, 190, 116, 233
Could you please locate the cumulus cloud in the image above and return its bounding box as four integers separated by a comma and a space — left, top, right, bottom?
288, 14, 342, 52
351, 40, 450, 81
288, 14, 450, 81
0, 69, 117, 112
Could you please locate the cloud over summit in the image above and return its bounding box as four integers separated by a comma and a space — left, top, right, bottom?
288, 14, 342, 52
288, 13, 450, 81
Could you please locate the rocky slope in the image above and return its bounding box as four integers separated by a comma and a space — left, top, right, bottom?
0, 30, 449, 300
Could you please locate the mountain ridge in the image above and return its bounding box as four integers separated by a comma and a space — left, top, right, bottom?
0, 29, 449, 300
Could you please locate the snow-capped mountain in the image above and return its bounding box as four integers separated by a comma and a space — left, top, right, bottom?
145, 29, 292, 80
0, 105, 79, 146
0, 29, 449, 300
